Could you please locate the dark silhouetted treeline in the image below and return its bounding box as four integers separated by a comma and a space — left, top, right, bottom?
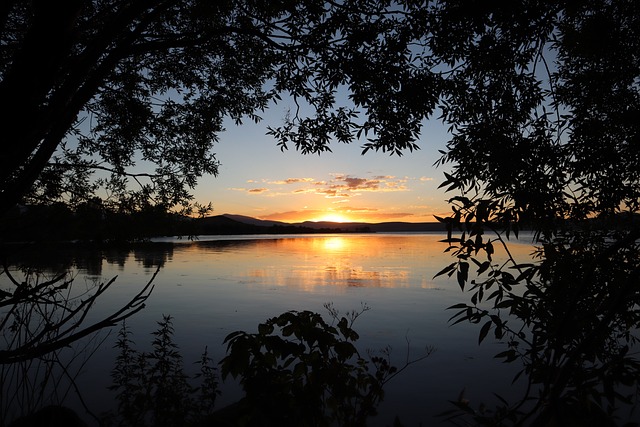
0, 203, 191, 243
0, 206, 367, 243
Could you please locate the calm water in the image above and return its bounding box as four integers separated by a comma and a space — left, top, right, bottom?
2, 233, 537, 425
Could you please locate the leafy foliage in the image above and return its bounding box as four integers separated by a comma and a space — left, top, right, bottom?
219, 305, 404, 427
422, 1, 640, 425
0, 1, 438, 215
107, 316, 219, 427
6, 0, 636, 222
435, 203, 640, 425
107, 306, 430, 427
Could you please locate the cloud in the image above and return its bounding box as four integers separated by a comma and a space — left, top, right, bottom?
330, 206, 414, 221
333, 206, 379, 213
367, 212, 414, 220
420, 176, 434, 181
324, 175, 409, 195
248, 188, 269, 194
239, 174, 409, 199
260, 210, 322, 222
293, 188, 316, 194
333, 175, 380, 190
286, 177, 315, 184
316, 188, 351, 198
268, 177, 316, 185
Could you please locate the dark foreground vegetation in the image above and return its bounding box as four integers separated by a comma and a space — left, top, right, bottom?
2, 0, 640, 426
104, 308, 427, 427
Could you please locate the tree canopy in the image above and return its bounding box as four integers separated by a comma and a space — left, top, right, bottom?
0, 0, 435, 215
3, 0, 638, 225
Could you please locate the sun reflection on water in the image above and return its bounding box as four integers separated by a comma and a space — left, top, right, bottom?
173, 233, 537, 293
322, 236, 347, 252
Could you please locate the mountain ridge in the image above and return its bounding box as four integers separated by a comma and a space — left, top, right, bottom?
213, 214, 445, 233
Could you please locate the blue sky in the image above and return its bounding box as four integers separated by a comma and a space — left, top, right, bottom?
192, 105, 453, 223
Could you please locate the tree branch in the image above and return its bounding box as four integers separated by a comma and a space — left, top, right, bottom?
0, 267, 158, 365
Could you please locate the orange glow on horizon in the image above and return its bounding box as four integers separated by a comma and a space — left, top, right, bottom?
312, 212, 351, 223
256, 209, 448, 224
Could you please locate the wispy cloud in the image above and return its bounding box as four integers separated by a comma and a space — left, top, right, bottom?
314, 174, 409, 198
260, 210, 321, 222
248, 188, 269, 194
236, 174, 411, 199
269, 177, 316, 185
331, 205, 415, 221
332, 206, 378, 213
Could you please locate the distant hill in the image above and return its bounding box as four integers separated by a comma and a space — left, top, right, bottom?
0, 206, 445, 243
195, 215, 367, 235
195, 214, 445, 234
222, 214, 288, 228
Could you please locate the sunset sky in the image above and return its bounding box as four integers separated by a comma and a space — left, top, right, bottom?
192, 106, 454, 223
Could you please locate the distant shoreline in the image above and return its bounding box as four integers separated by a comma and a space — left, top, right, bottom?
0, 207, 446, 244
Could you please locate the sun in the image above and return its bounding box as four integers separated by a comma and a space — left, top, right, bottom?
315, 213, 350, 223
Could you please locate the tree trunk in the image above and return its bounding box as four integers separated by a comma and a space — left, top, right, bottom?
0, 1, 82, 215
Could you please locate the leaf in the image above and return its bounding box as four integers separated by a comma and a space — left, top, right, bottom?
509, 263, 535, 269
486, 290, 501, 301
258, 322, 274, 336
439, 237, 463, 244
477, 261, 490, 275
433, 262, 456, 279
457, 262, 469, 291
446, 303, 469, 310
437, 172, 454, 190
494, 350, 518, 363
495, 299, 514, 309
434, 215, 448, 223
334, 341, 357, 360
486, 241, 494, 260
478, 320, 492, 344
223, 331, 243, 345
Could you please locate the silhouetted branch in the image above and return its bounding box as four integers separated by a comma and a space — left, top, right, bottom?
0, 266, 157, 365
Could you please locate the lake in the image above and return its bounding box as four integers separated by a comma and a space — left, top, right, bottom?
1, 233, 537, 426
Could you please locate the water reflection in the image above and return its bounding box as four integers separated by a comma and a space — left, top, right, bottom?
3, 234, 535, 291
182, 235, 449, 291
1, 242, 175, 276
0, 233, 538, 426
322, 236, 346, 251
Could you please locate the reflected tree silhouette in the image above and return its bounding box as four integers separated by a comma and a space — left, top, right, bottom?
0, 265, 156, 424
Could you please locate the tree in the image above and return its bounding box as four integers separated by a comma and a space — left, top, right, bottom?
0, 0, 435, 216
425, 1, 640, 424
3, 1, 638, 224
